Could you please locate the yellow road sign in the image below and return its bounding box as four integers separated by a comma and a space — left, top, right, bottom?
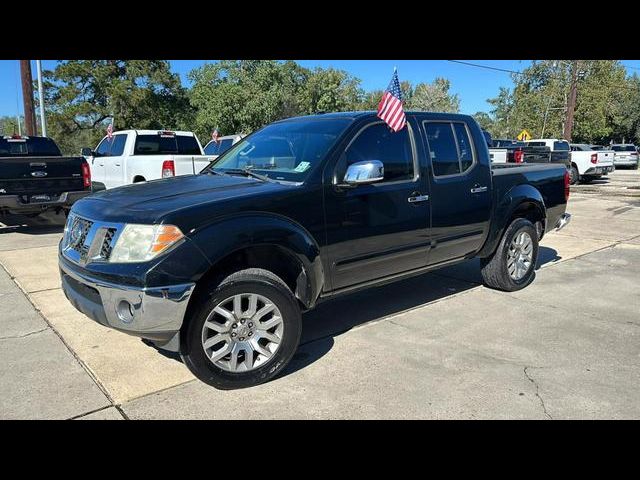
517, 130, 531, 141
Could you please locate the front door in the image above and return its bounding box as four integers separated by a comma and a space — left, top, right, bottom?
324, 119, 431, 291
90, 136, 110, 187
421, 120, 492, 265
104, 133, 127, 189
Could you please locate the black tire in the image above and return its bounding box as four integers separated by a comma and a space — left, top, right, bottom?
569, 164, 579, 185
480, 218, 539, 292
180, 268, 302, 390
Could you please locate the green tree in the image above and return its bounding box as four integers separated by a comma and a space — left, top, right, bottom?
472, 111, 495, 134
407, 78, 460, 113
188, 60, 364, 140
43, 60, 192, 154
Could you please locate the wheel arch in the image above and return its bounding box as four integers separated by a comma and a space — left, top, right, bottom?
187, 214, 325, 311
477, 184, 546, 258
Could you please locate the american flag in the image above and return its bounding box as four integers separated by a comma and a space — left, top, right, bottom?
377, 68, 406, 132
211, 128, 220, 143
106, 122, 113, 140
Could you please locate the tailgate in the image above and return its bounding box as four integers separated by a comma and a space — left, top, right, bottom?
597, 151, 614, 166
0, 156, 85, 195
173, 155, 214, 175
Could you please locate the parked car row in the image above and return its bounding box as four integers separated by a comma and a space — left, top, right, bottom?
484, 130, 638, 185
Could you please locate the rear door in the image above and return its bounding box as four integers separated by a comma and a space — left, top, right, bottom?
421, 120, 492, 265
324, 118, 431, 290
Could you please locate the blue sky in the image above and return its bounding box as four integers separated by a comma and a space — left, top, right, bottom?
2, 60, 640, 119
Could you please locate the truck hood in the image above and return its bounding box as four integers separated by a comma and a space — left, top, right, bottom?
72, 173, 293, 224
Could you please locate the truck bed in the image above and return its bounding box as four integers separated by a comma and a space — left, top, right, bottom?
491, 163, 568, 233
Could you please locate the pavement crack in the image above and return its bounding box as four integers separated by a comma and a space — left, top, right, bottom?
524, 366, 552, 420
0, 326, 49, 340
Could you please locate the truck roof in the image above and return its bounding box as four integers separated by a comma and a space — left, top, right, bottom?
275, 111, 476, 123
112, 129, 197, 136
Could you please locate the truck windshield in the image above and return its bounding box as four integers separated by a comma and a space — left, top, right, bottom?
0, 137, 62, 156
204, 118, 352, 182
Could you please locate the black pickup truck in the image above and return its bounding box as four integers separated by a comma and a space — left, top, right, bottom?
0, 135, 92, 217
59, 112, 571, 389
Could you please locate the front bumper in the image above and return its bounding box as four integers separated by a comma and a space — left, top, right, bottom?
0, 191, 91, 213
59, 257, 195, 350
555, 213, 571, 231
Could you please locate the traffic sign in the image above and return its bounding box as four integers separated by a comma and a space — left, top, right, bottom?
517, 130, 531, 141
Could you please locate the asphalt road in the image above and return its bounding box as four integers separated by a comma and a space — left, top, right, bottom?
1, 168, 638, 419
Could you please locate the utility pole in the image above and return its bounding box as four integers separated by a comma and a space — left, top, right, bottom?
36, 60, 47, 137
563, 60, 579, 141
20, 60, 37, 136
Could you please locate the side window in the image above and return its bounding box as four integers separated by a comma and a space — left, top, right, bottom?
453, 123, 474, 171
425, 122, 460, 176
425, 122, 475, 176
176, 135, 202, 155
95, 137, 112, 157
109, 134, 127, 156
345, 123, 414, 182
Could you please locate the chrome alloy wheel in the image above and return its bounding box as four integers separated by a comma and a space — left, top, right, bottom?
507, 231, 534, 280
201, 293, 284, 372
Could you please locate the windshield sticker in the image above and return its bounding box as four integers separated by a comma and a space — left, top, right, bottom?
294, 161, 311, 173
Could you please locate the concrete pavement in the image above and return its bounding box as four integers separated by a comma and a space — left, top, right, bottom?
1, 170, 638, 419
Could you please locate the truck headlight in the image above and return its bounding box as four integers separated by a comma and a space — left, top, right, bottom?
109, 224, 184, 263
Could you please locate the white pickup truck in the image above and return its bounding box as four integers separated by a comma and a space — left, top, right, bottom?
569, 144, 615, 184
82, 130, 212, 190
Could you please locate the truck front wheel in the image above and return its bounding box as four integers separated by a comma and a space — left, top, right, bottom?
480, 218, 539, 292
180, 268, 302, 390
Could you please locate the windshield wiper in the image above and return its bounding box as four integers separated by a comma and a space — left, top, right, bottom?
216, 167, 272, 182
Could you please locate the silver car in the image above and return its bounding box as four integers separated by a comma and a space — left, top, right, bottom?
610, 144, 639, 168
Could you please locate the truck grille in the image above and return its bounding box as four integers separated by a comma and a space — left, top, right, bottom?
67, 216, 94, 253
62, 214, 123, 265
100, 228, 118, 260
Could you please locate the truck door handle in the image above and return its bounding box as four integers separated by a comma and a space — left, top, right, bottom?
408, 194, 429, 203
114, 163, 121, 167
470, 186, 488, 193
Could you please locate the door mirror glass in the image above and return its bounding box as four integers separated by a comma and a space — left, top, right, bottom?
343, 160, 384, 185
80, 147, 93, 157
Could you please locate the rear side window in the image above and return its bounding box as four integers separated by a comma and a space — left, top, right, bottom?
109, 134, 127, 156
527, 142, 546, 147
554, 141, 570, 151
345, 122, 414, 182
453, 123, 474, 171
176, 135, 202, 155
425, 122, 475, 176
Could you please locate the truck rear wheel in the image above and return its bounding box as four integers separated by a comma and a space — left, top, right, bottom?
180, 268, 302, 390
569, 165, 579, 185
480, 218, 539, 292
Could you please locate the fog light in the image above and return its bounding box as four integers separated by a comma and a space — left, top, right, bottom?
116, 300, 135, 324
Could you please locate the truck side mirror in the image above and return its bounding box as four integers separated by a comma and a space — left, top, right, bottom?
80, 147, 93, 157
343, 160, 385, 185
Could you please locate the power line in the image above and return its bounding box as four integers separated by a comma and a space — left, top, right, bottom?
447, 60, 640, 93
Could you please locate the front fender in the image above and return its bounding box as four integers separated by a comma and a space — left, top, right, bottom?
188, 213, 324, 308
477, 184, 546, 258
